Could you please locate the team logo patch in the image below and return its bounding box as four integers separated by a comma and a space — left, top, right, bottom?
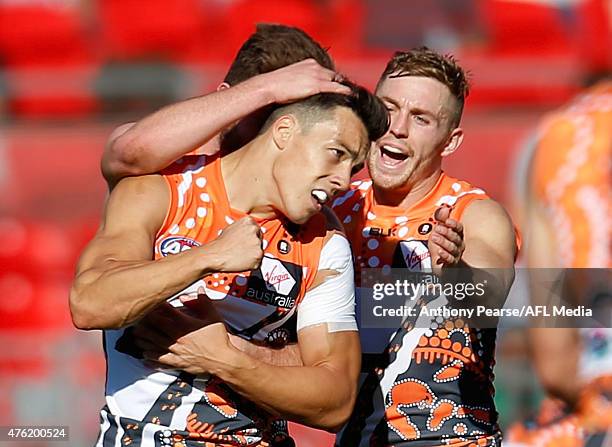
266, 327, 291, 348
418, 223, 433, 235
159, 236, 201, 257
277, 239, 291, 255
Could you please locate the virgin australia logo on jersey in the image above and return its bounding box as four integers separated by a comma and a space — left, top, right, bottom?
398, 239, 431, 272
261, 257, 296, 295
159, 236, 201, 256
246, 256, 302, 308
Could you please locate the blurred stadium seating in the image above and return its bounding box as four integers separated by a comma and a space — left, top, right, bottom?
0, 0, 609, 444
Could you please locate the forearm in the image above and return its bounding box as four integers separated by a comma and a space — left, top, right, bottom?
106, 77, 274, 175
216, 349, 355, 431
228, 336, 303, 367
70, 247, 219, 330
529, 328, 581, 406
442, 259, 515, 308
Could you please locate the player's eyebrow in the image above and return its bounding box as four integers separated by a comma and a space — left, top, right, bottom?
411, 107, 438, 119
380, 96, 400, 107
380, 96, 439, 121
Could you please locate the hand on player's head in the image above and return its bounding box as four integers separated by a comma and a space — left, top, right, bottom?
261, 58, 351, 104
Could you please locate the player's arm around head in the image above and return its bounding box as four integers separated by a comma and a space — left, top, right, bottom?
69, 174, 263, 330
101, 59, 350, 187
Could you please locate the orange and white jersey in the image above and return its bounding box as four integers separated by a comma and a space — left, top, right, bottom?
531, 80, 611, 269
98, 155, 357, 447
529, 81, 612, 389
333, 174, 503, 447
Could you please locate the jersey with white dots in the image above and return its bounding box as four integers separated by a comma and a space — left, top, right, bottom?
98, 155, 331, 447
332, 173, 502, 447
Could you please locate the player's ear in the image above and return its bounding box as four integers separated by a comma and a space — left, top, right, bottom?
271, 115, 297, 150
441, 127, 464, 158
216, 82, 230, 92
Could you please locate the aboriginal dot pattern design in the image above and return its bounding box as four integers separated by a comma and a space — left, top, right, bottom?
333, 173, 501, 447
99, 155, 329, 447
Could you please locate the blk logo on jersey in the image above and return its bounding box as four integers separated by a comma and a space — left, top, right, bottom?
369, 227, 396, 237
159, 236, 201, 256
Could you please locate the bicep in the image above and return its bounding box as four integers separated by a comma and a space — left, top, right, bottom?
297, 233, 357, 333
297, 325, 360, 377
461, 199, 517, 268
75, 175, 169, 277
295, 232, 360, 376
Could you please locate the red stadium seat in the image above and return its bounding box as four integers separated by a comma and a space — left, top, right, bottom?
0, 4, 94, 67
322, 0, 367, 59
479, 0, 574, 55
224, 0, 326, 56
97, 0, 208, 62
0, 272, 73, 331
0, 3, 100, 118
0, 218, 77, 276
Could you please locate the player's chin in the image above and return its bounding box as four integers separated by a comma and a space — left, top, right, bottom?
371, 174, 404, 191
287, 208, 318, 225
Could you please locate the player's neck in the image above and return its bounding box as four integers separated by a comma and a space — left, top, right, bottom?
374, 169, 442, 210
220, 138, 280, 220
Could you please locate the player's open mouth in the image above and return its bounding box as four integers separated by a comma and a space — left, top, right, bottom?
379, 144, 409, 168
311, 189, 329, 209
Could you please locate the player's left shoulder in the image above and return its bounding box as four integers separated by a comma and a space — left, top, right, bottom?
461, 198, 519, 262
462, 198, 516, 238
462, 198, 513, 226
295, 206, 347, 252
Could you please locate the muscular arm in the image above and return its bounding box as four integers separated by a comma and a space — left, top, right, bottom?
220, 326, 360, 431
434, 198, 518, 317
526, 194, 581, 405
101, 60, 349, 185
69, 175, 239, 330
70, 175, 204, 329
459, 199, 517, 295
461, 199, 517, 269
141, 231, 360, 430
101, 80, 271, 185
229, 336, 303, 367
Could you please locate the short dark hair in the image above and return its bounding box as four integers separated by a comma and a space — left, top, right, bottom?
261, 80, 390, 145
224, 23, 334, 86
378, 47, 470, 127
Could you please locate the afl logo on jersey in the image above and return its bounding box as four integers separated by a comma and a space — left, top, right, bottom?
159, 236, 201, 257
